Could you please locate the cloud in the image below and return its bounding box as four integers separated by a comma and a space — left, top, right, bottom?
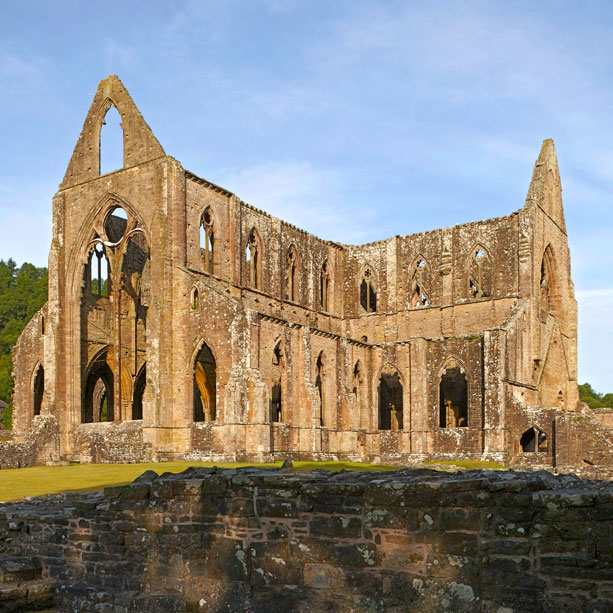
217, 160, 378, 244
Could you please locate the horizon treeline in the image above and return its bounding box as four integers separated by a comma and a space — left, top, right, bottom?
0, 259, 48, 428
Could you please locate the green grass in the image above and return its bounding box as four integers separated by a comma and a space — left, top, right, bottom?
424, 459, 507, 470
0, 461, 397, 503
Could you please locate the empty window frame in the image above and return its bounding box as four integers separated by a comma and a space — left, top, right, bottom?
32, 364, 44, 416
200, 207, 214, 274
468, 246, 492, 299
315, 352, 325, 426
439, 363, 468, 428
246, 229, 261, 290
320, 259, 330, 311
410, 257, 431, 307
89, 243, 110, 297
287, 245, 298, 302
359, 267, 377, 313
378, 368, 403, 430
194, 342, 216, 422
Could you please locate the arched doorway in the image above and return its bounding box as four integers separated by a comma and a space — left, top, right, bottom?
32, 365, 44, 416
378, 367, 403, 430
439, 362, 468, 428
520, 426, 548, 453
83, 350, 114, 423
194, 342, 216, 422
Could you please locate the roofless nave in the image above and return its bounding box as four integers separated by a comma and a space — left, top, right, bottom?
9, 75, 612, 470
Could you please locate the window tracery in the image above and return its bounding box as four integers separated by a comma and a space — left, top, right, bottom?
468, 246, 492, 299
359, 267, 377, 313
410, 258, 431, 307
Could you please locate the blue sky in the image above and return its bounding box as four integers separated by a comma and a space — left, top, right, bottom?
1, 0, 612, 392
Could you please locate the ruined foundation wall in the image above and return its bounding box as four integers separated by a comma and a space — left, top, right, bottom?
1, 467, 613, 612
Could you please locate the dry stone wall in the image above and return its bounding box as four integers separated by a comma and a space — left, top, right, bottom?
1, 467, 613, 612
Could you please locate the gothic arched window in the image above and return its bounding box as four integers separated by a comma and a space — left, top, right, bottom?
410, 257, 431, 307
246, 228, 262, 290
468, 246, 492, 299
200, 207, 214, 274
287, 245, 298, 302
359, 267, 377, 313
320, 259, 330, 311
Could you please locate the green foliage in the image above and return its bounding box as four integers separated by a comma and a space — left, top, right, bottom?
0, 259, 48, 429
579, 383, 613, 409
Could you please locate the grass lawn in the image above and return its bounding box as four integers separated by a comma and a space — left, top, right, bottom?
424, 459, 507, 470
0, 460, 398, 503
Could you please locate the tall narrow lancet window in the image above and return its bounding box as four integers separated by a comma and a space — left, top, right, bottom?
540, 245, 558, 314
287, 245, 298, 302
194, 342, 216, 422
200, 207, 214, 274
89, 243, 110, 297
410, 258, 431, 307
246, 229, 261, 290
439, 361, 468, 428
378, 367, 403, 430
315, 352, 325, 426
100, 104, 124, 175
271, 341, 283, 422
320, 259, 330, 311
132, 365, 146, 420
33, 365, 44, 416
352, 361, 363, 417
359, 267, 377, 313
468, 246, 492, 299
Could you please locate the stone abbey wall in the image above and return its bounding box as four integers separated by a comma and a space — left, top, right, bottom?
9, 74, 603, 469
1, 467, 613, 612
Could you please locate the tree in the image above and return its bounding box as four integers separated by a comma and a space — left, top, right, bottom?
578, 383, 613, 409
0, 259, 48, 428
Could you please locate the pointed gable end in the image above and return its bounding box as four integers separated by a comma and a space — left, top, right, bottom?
60, 75, 165, 189
524, 139, 566, 234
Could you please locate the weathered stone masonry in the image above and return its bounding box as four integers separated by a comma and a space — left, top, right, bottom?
7, 74, 612, 468
1, 467, 613, 612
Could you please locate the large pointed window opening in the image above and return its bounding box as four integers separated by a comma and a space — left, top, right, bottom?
32, 365, 44, 417
320, 259, 330, 311
378, 367, 403, 430
520, 426, 548, 453
439, 362, 468, 428
287, 245, 298, 302
410, 258, 431, 307
200, 207, 214, 274
83, 349, 114, 423
468, 246, 492, 299
194, 342, 216, 422
100, 104, 124, 175
132, 365, 146, 420
359, 267, 377, 313
246, 229, 261, 290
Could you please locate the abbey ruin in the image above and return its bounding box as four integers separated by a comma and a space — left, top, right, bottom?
6, 75, 613, 469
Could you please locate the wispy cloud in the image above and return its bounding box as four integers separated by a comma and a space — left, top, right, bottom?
218, 160, 378, 244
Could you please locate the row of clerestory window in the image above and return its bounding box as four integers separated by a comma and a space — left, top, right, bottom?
197, 212, 556, 315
